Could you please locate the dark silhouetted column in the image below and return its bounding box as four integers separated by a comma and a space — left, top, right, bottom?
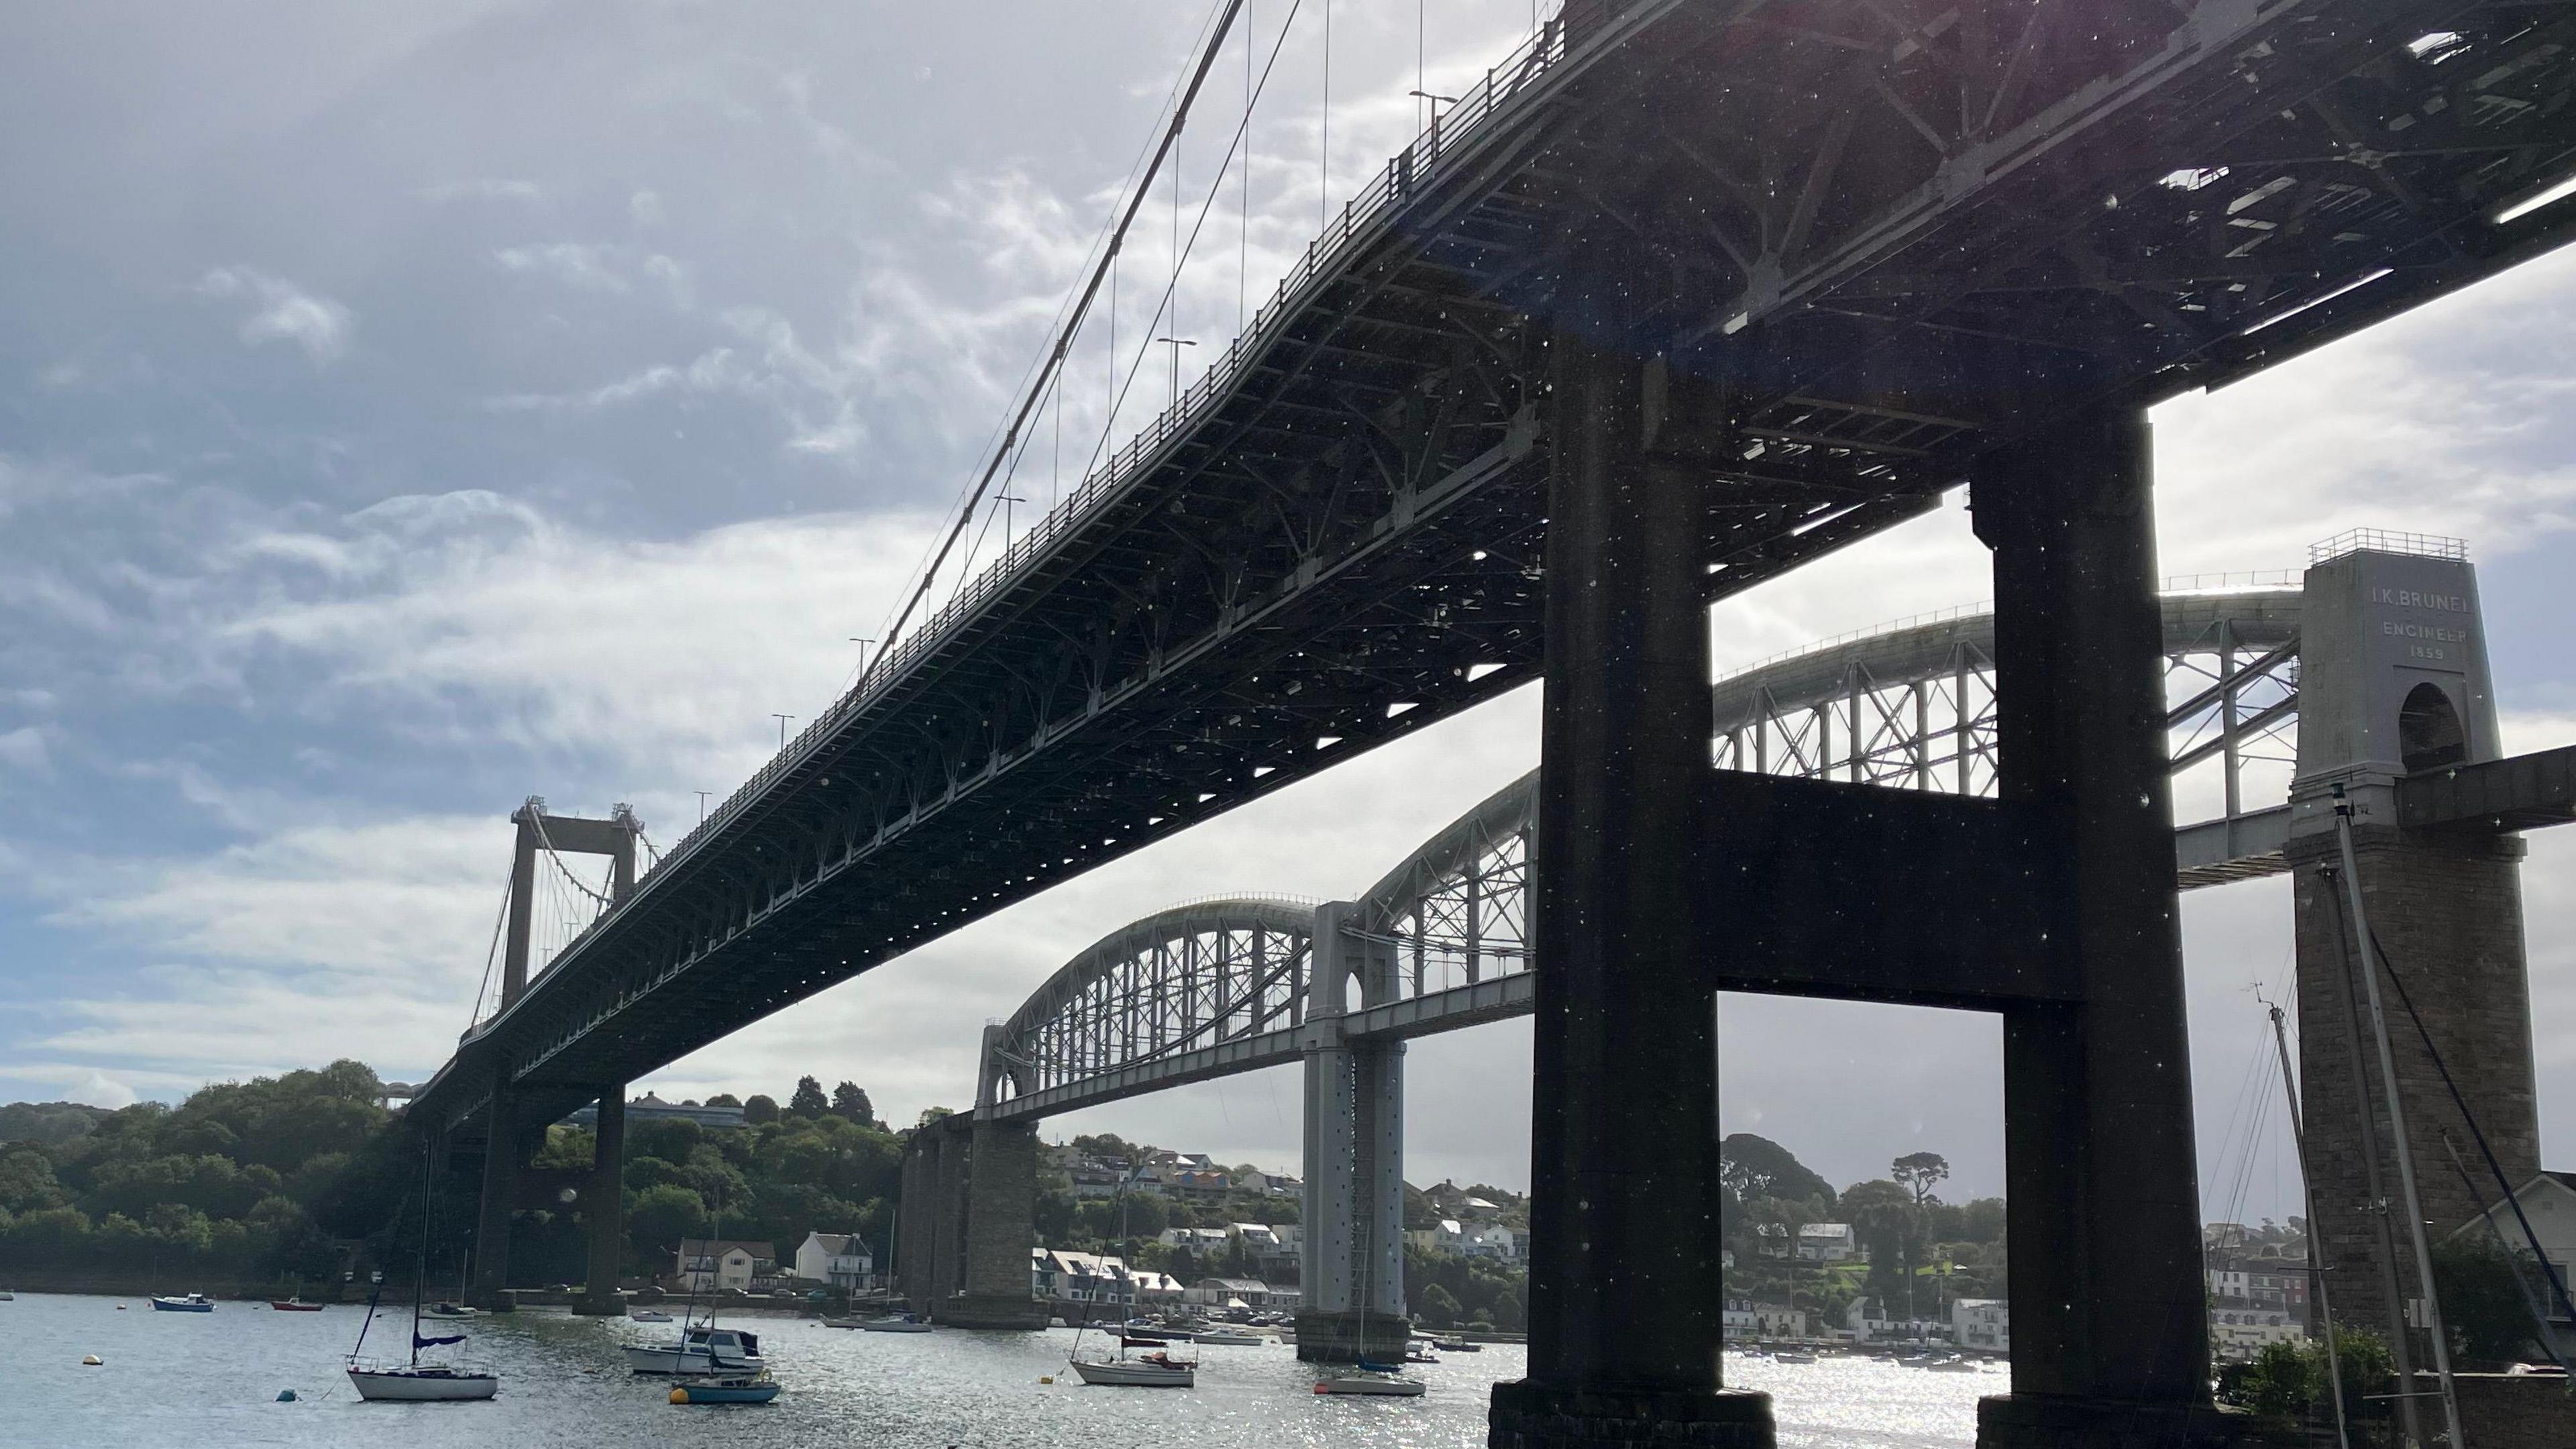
1972, 407, 2230, 1446
1489, 301, 1768, 1447
468, 1085, 522, 1311
574, 1083, 626, 1314
945, 1117, 1048, 1328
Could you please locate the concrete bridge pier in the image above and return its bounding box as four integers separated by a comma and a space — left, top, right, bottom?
572, 1083, 626, 1315
896, 1128, 934, 1313
894, 1119, 973, 1316
467, 1085, 529, 1311
1970, 408, 2243, 1448
945, 1032, 1049, 1329
1298, 902, 1409, 1362
1489, 322, 1765, 1447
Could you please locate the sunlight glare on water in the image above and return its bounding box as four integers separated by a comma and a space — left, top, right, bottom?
9, 1295, 1992, 1448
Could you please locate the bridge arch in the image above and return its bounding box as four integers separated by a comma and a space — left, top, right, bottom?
984, 896, 1317, 1120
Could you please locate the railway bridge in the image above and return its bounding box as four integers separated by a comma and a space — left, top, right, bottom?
399, 1, 2576, 1444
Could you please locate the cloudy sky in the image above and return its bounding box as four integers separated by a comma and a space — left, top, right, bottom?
4, 1, 2573, 1222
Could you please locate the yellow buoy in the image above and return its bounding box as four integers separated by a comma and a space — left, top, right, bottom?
668, 1387, 690, 1405
1038, 1375, 1055, 1385
82, 1355, 102, 1366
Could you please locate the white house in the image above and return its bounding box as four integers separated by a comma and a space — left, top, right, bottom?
1953, 1298, 2009, 1352
1722, 1300, 1809, 1340
2447, 1170, 2576, 1333
2209, 1307, 2303, 1360
676, 1239, 775, 1292
1408, 1218, 1469, 1254
1796, 1222, 1856, 1263
794, 1231, 874, 1289
1183, 1276, 1273, 1308
1036, 1249, 1133, 1305
1467, 1224, 1519, 1261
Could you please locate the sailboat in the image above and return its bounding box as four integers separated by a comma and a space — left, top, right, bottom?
1067, 1323, 1195, 1387
346, 1153, 497, 1403
1312, 1208, 1425, 1397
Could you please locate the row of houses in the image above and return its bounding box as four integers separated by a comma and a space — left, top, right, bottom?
1028, 1247, 1297, 1311
673, 1231, 877, 1293
1407, 1218, 1521, 1260
1048, 1143, 1301, 1201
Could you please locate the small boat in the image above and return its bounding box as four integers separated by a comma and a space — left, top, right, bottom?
1071, 1351, 1195, 1387
347, 1358, 498, 1401
348, 1148, 500, 1403
1404, 1344, 1439, 1364
627, 1326, 765, 1375
857, 1313, 932, 1333
1069, 1324, 1195, 1387
269, 1297, 326, 1312
0, 1290, 15, 1301
670, 1369, 782, 1405
1432, 1338, 1480, 1352
420, 1301, 480, 1320
150, 1293, 215, 1312
1772, 1351, 1818, 1364
1925, 1357, 1978, 1373
1193, 1329, 1263, 1346
629, 1309, 674, 1324
1315, 1362, 1426, 1397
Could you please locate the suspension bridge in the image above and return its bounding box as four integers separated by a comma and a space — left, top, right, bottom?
396, 1, 2576, 1444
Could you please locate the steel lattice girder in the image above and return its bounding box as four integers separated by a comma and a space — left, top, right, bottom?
410, 0, 2576, 1136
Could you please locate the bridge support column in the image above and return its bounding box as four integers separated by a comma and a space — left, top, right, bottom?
1972, 407, 2245, 1448
468, 1086, 526, 1312
1299, 901, 1410, 1364
897, 1130, 933, 1313
1490, 323, 1766, 1448
2284, 544, 2536, 1381
574, 1083, 625, 1315
925, 1120, 969, 1315
944, 1117, 1048, 1328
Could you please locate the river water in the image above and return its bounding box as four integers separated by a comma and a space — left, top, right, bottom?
8, 1293, 1996, 1448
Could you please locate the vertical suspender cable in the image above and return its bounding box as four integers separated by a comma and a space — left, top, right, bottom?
1321, 0, 1330, 231
2329, 784, 2465, 1449
861, 0, 1247, 690
1241, 0, 1251, 337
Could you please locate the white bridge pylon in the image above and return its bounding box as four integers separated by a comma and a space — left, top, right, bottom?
980, 584, 2306, 1124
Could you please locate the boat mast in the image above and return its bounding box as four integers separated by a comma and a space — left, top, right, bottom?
412, 1140, 432, 1369
2266, 997, 2351, 1449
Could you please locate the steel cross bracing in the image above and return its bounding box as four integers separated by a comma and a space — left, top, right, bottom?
981, 587, 2311, 1122
411, 0, 2576, 1137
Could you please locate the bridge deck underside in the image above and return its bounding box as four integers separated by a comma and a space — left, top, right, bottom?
415, 0, 2576, 1134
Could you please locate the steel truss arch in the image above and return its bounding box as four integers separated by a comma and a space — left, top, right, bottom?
986, 897, 1317, 1118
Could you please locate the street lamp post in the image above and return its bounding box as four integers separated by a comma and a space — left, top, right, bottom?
1152, 336, 1195, 409
771, 713, 795, 749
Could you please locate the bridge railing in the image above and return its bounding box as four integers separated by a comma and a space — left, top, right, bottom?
630, 7, 1609, 899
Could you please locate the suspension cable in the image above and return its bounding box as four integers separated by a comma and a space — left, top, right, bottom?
860, 0, 1250, 694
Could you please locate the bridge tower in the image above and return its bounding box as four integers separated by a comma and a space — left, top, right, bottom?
1297, 900, 1410, 1362
939, 1027, 1051, 1328
467, 797, 642, 1313
2284, 540, 2539, 1375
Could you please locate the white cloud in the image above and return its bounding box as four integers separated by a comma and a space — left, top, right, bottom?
196, 266, 354, 364
0, 726, 47, 773
0, 1064, 140, 1108
493, 241, 630, 292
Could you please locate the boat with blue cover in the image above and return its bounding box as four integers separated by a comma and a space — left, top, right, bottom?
150, 1293, 215, 1312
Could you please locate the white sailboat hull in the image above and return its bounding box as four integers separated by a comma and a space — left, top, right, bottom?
346, 1366, 498, 1401
1316, 1373, 1426, 1396
625, 1344, 765, 1375
1071, 1357, 1193, 1387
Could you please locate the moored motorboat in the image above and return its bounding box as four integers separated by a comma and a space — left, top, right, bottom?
150, 1293, 215, 1312
1193, 1329, 1263, 1346
419, 1301, 480, 1320
857, 1313, 932, 1332
627, 1326, 765, 1375
629, 1309, 674, 1324
1432, 1338, 1479, 1352
269, 1297, 326, 1311
669, 1369, 782, 1405
1772, 1351, 1818, 1364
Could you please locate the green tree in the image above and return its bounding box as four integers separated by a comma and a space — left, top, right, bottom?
1890, 1152, 1949, 1208
627, 1183, 708, 1263
789, 1077, 830, 1119
1490, 1287, 1525, 1330
704, 1093, 741, 1108
2434, 1237, 2545, 1366
1419, 1283, 1464, 1328
743, 1095, 780, 1125
1720, 1134, 1837, 1208
830, 1082, 875, 1128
